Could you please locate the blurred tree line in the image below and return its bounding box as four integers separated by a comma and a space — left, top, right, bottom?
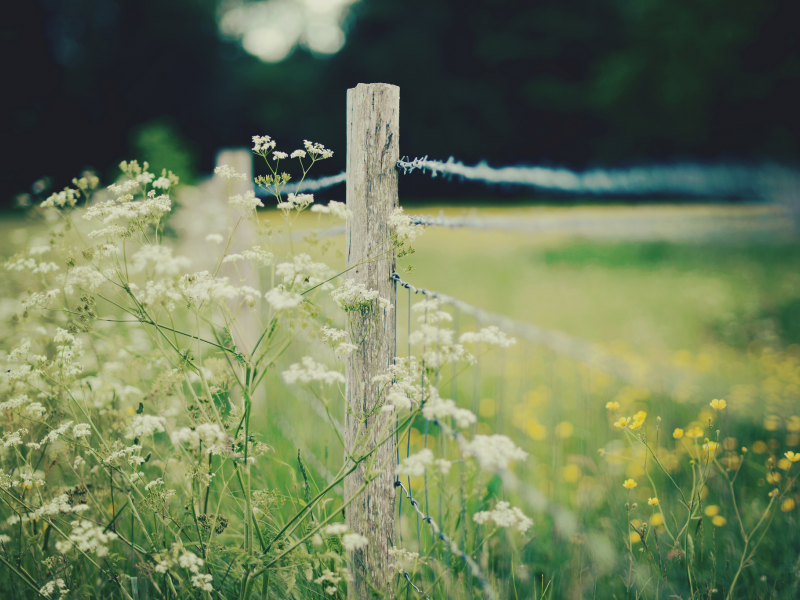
2, 0, 798, 205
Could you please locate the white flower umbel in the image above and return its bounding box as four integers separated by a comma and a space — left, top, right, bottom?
38, 578, 69, 599
171, 423, 228, 453
229, 190, 263, 211
310, 200, 352, 220
389, 547, 420, 574
463, 435, 528, 471
252, 135, 277, 154
421, 390, 477, 429
276, 254, 332, 289
282, 357, 345, 386
125, 415, 166, 439
459, 326, 516, 348
265, 286, 303, 310
215, 165, 248, 181
205, 233, 224, 244
324, 523, 349, 535
473, 501, 533, 533
178, 549, 214, 592
129, 245, 191, 276
396, 448, 434, 477
55, 519, 118, 557
389, 207, 423, 244
303, 140, 334, 160
331, 279, 392, 313
341, 532, 368, 552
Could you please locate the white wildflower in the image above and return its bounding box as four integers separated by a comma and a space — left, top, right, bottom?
463, 435, 527, 471
126, 414, 166, 439
282, 357, 345, 386
276, 253, 332, 289
331, 279, 391, 312
389, 547, 420, 574
205, 233, 224, 244
324, 523, 349, 535
25, 402, 47, 418
290, 149, 306, 159
215, 165, 248, 181
252, 135, 277, 153
303, 140, 333, 159
434, 458, 452, 475
459, 326, 516, 348
73, 423, 92, 438
229, 190, 263, 211
310, 200, 352, 220
265, 286, 303, 310
397, 448, 434, 477
342, 533, 368, 552
130, 245, 191, 276
171, 423, 228, 453
389, 207, 423, 244
421, 391, 476, 428
272, 151, 288, 160
56, 519, 118, 557
472, 501, 533, 533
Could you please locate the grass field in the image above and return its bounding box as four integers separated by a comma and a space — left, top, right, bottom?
2, 199, 799, 599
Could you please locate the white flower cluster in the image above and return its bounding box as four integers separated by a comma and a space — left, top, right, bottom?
421, 388, 477, 428
282, 357, 345, 386
39, 578, 69, 599
52, 328, 84, 381
265, 285, 303, 310
389, 207, 423, 244
412, 299, 453, 325
389, 547, 420, 574
473, 501, 533, 533
83, 190, 171, 234
22, 289, 60, 310
229, 190, 263, 211
320, 326, 357, 355
125, 414, 166, 439
214, 164, 248, 181
55, 519, 118, 557
252, 135, 277, 154
222, 246, 273, 266
178, 271, 240, 307
41, 188, 80, 209
397, 448, 434, 477
171, 423, 228, 454
303, 139, 334, 159
342, 532, 368, 552
276, 253, 333, 289
131, 279, 180, 312
331, 279, 392, 313
373, 357, 430, 409
58, 265, 107, 295
4, 256, 60, 274
28, 494, 90, 521
463, 435, 528, 471
277, 193, 314, 212
459, 326, 517, 348
104, 444, 144, 466
129, 245, 191, 276
310, 200, 352, 220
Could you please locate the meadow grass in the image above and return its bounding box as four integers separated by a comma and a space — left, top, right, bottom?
1, 195, 798, 600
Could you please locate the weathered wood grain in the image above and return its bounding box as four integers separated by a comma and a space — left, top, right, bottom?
344, 82, 399, 599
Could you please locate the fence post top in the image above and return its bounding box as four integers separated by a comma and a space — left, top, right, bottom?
349, 82, 399, 91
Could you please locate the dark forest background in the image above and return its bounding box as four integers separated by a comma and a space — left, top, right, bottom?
2, 0, 799, 205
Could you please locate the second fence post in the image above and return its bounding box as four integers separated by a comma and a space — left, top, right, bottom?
344, 82, 400, 598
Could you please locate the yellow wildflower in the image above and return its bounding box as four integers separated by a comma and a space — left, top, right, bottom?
623, 479, 637, 489
633, 411, 647, 421
710, 399, 727, 411
711, 515, 726, 527
704, 505, 719, 516
648, 498, 658, 506
673, 428, 684, 439
703, 441, 719, 453
686, 427, 704, 439
769, 488, 780, 498
614, 417, 631, 429
650, 513, 664, 526
605, 401, 620, 410
781, 498, 795, 512
785, 451, 800, 462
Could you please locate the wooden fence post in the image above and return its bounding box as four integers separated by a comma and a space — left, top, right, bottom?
344, 82, 400, 598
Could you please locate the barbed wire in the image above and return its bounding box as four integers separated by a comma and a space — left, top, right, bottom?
397, 156, 800, 200
394, 478, 496, 600
390, 272, 690, 391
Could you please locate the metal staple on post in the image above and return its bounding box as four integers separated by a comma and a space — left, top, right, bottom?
344, 82, 400, 599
